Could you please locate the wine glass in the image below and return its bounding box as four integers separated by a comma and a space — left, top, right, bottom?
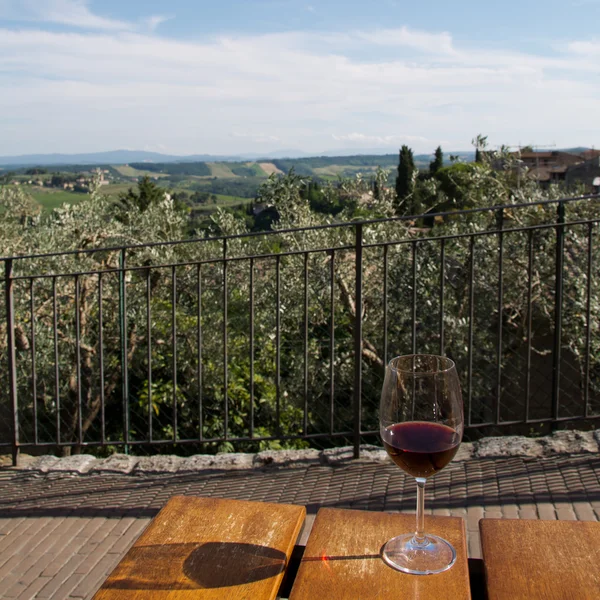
380, 354, 464, 575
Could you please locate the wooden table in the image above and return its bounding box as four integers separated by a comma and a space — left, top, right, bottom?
94, 495, 600, 599
290, 507, 471, 600
93, 496, 305, 600
480, 518, 600, 600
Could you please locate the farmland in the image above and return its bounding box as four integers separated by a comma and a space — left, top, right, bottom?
1, 153, 436, 215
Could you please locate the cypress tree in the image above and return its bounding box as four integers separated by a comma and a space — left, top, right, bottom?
430, 146, 443, 175
395, 145, 415, 211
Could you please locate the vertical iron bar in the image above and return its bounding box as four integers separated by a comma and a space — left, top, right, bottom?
98, 273, 105, 445
496, 209, 504, 425
5, 260, 19, 466
197, 264, 203, 441
146, 269, 153, 442
467, 236, 475, 427
329, 250, 335, 435
249, 258, 254, 438
74, 275, 82, 446
303, 252, 309, 436
119, 249, 129, 452
383, 245, 388, 366
552, 201, 565, 422
29, 280, 38, 445
275, 255, 281, 433
525, 230, 534, 422
53, 276, 60, 447
172, 265, 177, 442
585, 222, 593, 418
223, 239, 228, 440
354, 224, 363, 459
439, 238, 445, 355
411, 241, 417, 355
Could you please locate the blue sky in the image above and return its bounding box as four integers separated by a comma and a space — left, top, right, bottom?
1, 0, 599, 156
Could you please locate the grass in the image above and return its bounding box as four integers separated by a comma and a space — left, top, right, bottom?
192, 193, 252, 213
207, 163, 236, 178
30, 189, 86, 211
100, 183, 133, 197
214, 193, 251, 205
113, 165, 169, 178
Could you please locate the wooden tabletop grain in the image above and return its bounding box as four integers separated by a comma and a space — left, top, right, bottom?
93, 495, 305, 600
289, 508, 471, 600
480, 518, 600, 600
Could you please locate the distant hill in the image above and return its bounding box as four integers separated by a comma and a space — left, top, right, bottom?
0, 150, 247, 168
0, 148, 478, 168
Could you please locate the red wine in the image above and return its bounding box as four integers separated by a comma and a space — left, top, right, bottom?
382, 422, 460, 478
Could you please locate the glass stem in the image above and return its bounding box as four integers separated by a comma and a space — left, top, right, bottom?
413, 477, 427, 546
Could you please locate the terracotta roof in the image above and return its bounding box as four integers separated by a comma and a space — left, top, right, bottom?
581, 149, 600, 160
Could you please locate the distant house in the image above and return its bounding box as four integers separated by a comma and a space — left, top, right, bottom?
579, 149, 600, 161
565, 156, 600, 192
505, 151, 584, 186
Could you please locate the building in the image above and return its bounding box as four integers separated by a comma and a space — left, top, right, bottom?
579, 149, 600, 161
565, 156, 600, 192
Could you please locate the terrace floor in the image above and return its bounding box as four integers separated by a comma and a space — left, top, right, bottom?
1, 451, 599, 599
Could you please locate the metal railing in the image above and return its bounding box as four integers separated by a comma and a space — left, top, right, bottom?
2, 194, 599, 465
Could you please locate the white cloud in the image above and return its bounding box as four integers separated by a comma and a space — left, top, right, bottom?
142, 15, 172, 32
355, 27, 455, 55
332, 133, 430, 147
232, 132, 281, 143
0, 0, 168, 32
0, 0, 131, 30
566, 39, 600, 55
0, 23, 599, 155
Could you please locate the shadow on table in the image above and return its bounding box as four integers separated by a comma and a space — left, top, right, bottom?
103, 541, 287, 590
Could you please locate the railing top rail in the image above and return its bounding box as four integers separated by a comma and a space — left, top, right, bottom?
1, 193, 598, 264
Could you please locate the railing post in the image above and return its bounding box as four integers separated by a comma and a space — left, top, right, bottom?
5, 259, 19, 466
552, 201, 565, 423
119, 249, 129, 454
353, 224, 363, 459
495, 208, 504, 425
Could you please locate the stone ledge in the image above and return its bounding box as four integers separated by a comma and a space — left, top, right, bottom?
7, 429, 600, 476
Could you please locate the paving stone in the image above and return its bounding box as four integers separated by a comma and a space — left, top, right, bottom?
556, 507, 577, 520
572, 501, 597, 521
15, 576, 48, 600
501, 504, 519, 519
536, 502, 557, 520
466, 506, 484, 532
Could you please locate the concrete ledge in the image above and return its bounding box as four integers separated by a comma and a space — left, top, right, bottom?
10, 429, 600, 476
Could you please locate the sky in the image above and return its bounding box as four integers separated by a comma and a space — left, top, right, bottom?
1, 0, 600, 157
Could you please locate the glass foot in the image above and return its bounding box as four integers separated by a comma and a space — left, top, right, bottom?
382, 533, 457, 575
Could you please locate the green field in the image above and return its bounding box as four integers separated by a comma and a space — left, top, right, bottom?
192, 193, 252, 214
207, 163, 236, 178
113, 165, 169, 178
30, 189, 86, 211
100, 183, 133, 197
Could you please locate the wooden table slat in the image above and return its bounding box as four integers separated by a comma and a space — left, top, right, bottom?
480, 518, 600, 600
290, 508, 471, 600
93, 495, 306, 600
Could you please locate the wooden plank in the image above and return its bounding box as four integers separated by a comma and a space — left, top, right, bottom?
93, 496, 305, 600
480, 518, 600, 600
290, 508, 470, 600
